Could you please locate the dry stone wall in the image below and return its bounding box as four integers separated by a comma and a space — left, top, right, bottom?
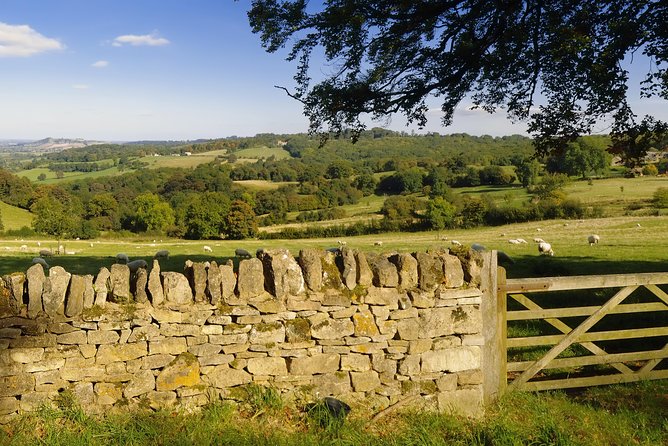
0, 247, 490, 422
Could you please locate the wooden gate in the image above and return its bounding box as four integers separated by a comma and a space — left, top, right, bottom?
495, 262, 668, 393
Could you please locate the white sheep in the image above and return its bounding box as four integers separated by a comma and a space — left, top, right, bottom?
451, 240, 462, 247
203, 245, 213, 253
508, 239, 521, 244
538, 241, 554, 256
19, 244, 28, 251
127, 259, 148, 273
31, 257, 49, 269
516, 238, 528, 244
373, 241, 383, 246
337, 240, 347, 246
154, 250, 169, 259
533, 237, 545, 244
115, 253, 129, 264
587, 234, 600, 246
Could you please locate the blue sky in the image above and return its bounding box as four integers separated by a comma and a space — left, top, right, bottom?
1, 1, 665, 141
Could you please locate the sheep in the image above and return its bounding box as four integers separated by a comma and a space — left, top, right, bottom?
89, 242, 94, 248
115, 253, 129, 264
471, 243, 514, 264
538, 241, 554, 256
37, 241, 41, 247
154, 250, 169, 259
451, 240, 462, 246
516, 238, 528, 244
203, 245, 213, 253
39, 249, 53, 257
533, 237, 545, 243
471, 243, 486, 252
337, 240, 347, 246
235, 248, 251, 259
19, 244, 28, 251
65, 250, 76, 255
588, 234, 600, 246
373, 241, 383, 246
127, 259, 148, 273
31, 257, 49, 269
508, 239, 521, 244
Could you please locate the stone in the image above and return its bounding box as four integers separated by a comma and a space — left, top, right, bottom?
392, 253, 419, 289
249, 321, 285, 345
93, 267, 110, 306
42, 266, 71, 317
351, 371, 381, 392
311, 372, 351, 395
441, 253, 465, 288
288, 353, 339, 375
341, 354, 371, 372
451, 306, 482, 334
124, 370, 156, 398
72, 382, 95, 408
82, 274, 95, 309
65, 274, 85, 317
27, 264, 46, 318
311, 318, 354, 339
149, 338, 188, 355
285, 318, 311, 343
247, 357, 287, 376
437, 387, 483, 418
88, 330, 120, 345
237, 258, 265, 299
145, 391, 177, 410
207, 261, 222, 305
191, 262, 208, 303
298, 248, 322, 291
4, 273, 25, 316
415, 252, 444, 291
0, 397, 19, 415
0, 374, 34, 397
156, 352, 201, 391
354, 251, 374, 287
9, 347, 44, 363
134, 267, 149, 303
162, 272, 193, 305
95, 382, 123, 405
364, 287, 400, 307
396, 319, 420, 340
321, 251, 343, 289
418, 307, 455, 338
219, 262, 236, 301
340, 247, 357, 290
188, 343, 221, 357
367, 253, 399, 287
148, 260, 164, 306
207, 365, 252, 388
353, 310, 379, 337
109, 264, 131, 303
258, 249, 305, 298
142, 354, 175, 370
96, 342, 148, 365
56, 330, 87, 344
421, 347, 481, 373
460, 250, 484, 287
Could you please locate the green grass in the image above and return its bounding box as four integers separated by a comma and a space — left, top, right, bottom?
0, 381, 665, 445
0, 201, 33, 230
234, 146, 291, 160
233, 180, 299, 191
18, 166, 125, 184
136, 149, 228, 169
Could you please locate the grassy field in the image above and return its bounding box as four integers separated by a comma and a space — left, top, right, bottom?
0, 380, 665, 445
18, 166, 124, 184
233, 180, 299, 191
136, 149, 228, 169
1, 215, 667, 277
0, 201, 33, 231
234, 146, 291, 160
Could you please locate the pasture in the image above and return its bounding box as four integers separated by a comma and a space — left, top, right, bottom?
136, 149, 228, 169
233, 146, 291, 160
1, 215, 667, 277
0, 201, 33, 231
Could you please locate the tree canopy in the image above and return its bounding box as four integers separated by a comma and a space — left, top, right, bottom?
248, 1, 667, 156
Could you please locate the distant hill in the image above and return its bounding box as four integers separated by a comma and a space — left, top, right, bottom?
0, 137, 107, 153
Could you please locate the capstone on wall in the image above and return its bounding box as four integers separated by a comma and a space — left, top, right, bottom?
0, 247, 490, 422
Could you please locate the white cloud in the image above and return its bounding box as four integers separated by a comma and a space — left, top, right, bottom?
72, 84, 90, 90
0, 22, 64, 57
112, 32, 169, 47
91, 60, 109, 68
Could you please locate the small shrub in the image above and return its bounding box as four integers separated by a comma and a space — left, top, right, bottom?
653, 187, 668, 209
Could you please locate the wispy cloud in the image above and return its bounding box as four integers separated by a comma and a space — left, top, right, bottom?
72, 84, 90, 90
112, 32, 169, 47
91, 60, 109, 68
0, 22, 64, 57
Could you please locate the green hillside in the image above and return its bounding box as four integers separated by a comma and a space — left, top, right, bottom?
0, 201, 33, 230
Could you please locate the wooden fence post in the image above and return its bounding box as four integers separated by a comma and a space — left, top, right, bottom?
481, 250, 506, 405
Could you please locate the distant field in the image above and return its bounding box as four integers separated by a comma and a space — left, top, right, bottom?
565, 176, 667, 212
234, 147, 290, 160
137, 149, 227, 169
0, 201, 33, 230
18, 166, 123, 184
1, 215, 667, 277
232, 180, 298, 191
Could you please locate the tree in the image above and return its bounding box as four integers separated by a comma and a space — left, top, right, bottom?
31, 194, 82, 243
426, 197, 457, 230
249, 1, 668, 157
546, 139, 610, 178
132, 193, 175, 232
225, 200, 258, 239
184, 192, 230, 239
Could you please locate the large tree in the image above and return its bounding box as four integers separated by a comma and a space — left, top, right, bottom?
248, 1, 667, 156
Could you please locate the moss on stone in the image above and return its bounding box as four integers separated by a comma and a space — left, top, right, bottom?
451, 307, 468, 323
82, 305, 104, 319
254, 322, 281, 332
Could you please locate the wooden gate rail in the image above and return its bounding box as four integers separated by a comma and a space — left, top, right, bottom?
496, 264, 668, 393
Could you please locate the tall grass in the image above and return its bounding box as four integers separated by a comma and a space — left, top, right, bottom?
1, 381, 665, 445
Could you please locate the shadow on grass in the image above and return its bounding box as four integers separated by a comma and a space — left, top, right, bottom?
506, 255, 668, 279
